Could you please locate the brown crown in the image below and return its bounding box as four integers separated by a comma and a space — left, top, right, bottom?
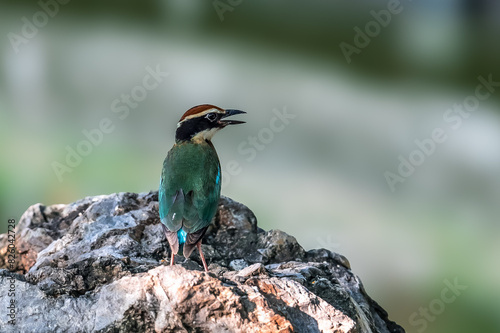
179, 104, 224, 122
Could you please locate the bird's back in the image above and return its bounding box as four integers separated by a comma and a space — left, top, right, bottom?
159, 141, 221, 235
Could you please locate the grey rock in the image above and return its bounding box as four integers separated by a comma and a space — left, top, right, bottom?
237, 263, 266, 278
229, 259, 249, 271
0, 192, 405, 333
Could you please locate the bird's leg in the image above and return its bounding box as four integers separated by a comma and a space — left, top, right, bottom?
197, 242, 208, 272
170, 250, 175, 266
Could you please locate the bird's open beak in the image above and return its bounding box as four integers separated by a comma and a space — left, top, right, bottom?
219, 109, 246, 126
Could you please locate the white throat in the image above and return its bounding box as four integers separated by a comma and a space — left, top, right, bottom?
192, 127, 220, 143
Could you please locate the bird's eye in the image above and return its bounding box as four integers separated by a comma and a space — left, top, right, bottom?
205, 113, 217, 122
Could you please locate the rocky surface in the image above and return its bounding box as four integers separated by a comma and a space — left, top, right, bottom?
0, 192, 405, 333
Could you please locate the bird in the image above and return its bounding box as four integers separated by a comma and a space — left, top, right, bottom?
158, 104, 246, 271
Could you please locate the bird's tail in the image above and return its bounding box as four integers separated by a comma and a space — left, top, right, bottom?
161, 224, 179, 255
183, 227, 208, 258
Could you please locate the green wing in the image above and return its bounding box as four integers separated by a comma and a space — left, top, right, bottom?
159, 142, 221, 234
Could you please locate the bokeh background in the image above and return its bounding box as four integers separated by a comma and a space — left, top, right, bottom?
1, 1, 499, 332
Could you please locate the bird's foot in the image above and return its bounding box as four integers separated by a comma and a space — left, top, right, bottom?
170, 251, 175, 266
197, 242, 209, 272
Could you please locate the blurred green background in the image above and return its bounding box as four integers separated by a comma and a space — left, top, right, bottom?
1, 0, 499, 332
